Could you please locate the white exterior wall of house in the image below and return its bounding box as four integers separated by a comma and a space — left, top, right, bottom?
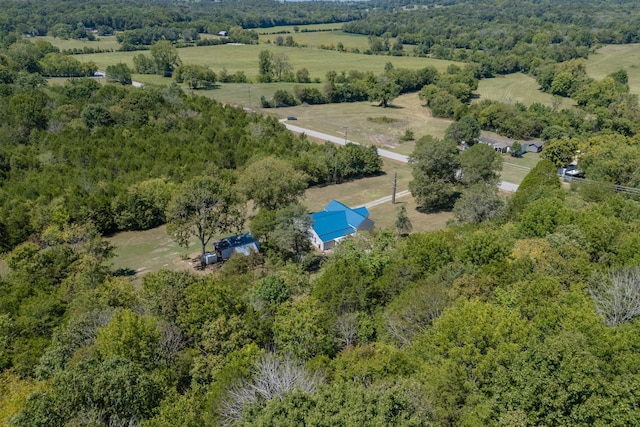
309, 220, 374, 252
309, 228, 326, 251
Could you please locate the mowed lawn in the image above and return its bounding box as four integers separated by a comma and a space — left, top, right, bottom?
304, 158, 412, 212
586, 44, 640, 95
107, 225, 199, 281
500, 152, 541, 184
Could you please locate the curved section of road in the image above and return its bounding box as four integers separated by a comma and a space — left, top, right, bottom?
282, 121, 519, 193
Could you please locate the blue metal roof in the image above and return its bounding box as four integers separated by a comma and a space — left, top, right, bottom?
310, 200, 369, 243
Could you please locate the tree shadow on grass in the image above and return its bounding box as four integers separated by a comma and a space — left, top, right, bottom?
414, 192, 461, 214
375, 103, 405, 109
113, 267, 137, 277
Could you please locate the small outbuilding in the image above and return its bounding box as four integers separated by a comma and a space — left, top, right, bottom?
478, 135, 515, 153
526, 141, 543, 153
207, 233, 259, 263
309, 200, 374, 251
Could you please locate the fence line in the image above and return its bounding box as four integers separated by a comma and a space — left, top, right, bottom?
561, 175, 640, 196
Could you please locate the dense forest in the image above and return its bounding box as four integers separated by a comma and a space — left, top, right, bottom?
0, 0, 366, 37
2, 0, 640, 425
344, 0, 640, 74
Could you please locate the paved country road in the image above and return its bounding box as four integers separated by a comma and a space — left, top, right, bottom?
282, 121, 519, 193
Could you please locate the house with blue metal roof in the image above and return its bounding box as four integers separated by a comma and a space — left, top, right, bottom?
309, 200, 374, 251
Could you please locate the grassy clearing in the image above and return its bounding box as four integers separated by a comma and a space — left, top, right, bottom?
191, 87, 450, 156
586, 44, 640, 95
107, 158, 447, 278
74, 43, 458, 81
107, 225, 198, 282
500, 163, 530, 185
474, 73, 574, 109
369, 198, 454, 232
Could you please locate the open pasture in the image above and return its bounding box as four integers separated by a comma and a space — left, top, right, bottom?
37, 35, 121, 52
255, 23, 344, 34
73, 43, 459, 81
586, 43, 640, 95
260, 30, 372, 51
474, 73, 574, 109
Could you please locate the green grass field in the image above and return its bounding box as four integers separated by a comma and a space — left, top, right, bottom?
39, 35, 121, 52
499, 152, 540, 184
304, 158, 412, 212
369, 198, 454, 232
69, 42, 458, 83
260, 30, 372, 51
255, 23, 344, 34
586, 44, 640, 95
475, 73, 575, 109
107, 225, 199, 281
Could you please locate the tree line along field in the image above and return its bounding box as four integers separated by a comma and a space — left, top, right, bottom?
255, 23, 343, 34
71, 42, 458, 82
475, 45, 640, 105
259, 29, 372, 51
42, 33, 640, 99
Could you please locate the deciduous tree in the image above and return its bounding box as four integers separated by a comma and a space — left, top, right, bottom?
409, 135, 459, 211
257, 50, 273, 83
238, 157, 307, 211
445, 115, 480, 145
542, 137, 578, 167
150, 40, 182, 77
453, 183, 504, 223
589, 266, 640, 326
105, 63, 132, 85
166, 175, 244, 260
459, 142, 503, 186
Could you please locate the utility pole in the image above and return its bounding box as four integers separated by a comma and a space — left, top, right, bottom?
248, 86, 251, 107
391, 171, 397, 204
343, 126, 348, 145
